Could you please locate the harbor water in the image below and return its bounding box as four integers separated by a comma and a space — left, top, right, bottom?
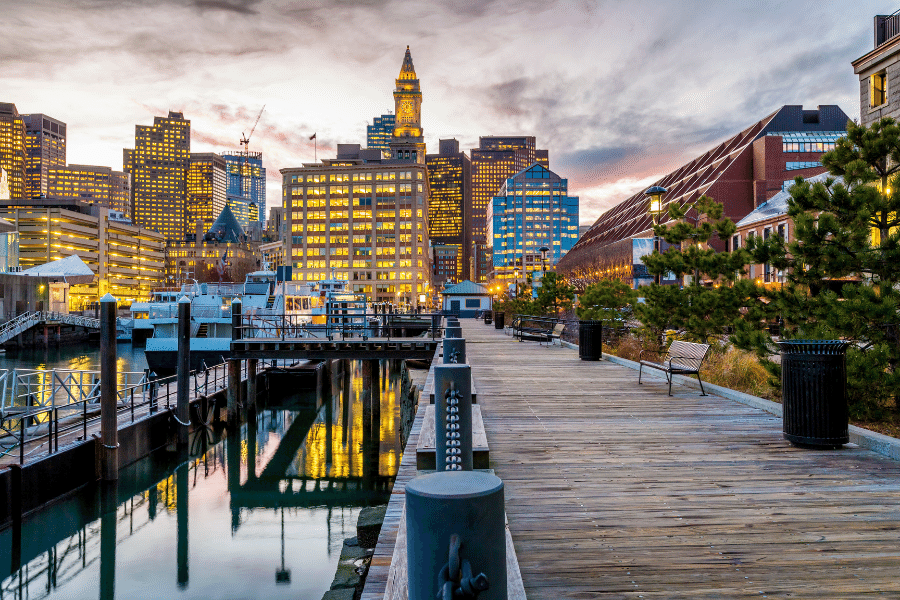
1, 353, 404, 599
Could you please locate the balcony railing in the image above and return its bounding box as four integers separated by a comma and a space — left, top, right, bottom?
876, 10, 900, 48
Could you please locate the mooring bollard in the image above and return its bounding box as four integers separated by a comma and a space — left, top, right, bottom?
406, 471, 506, 600
442, 337, 466, 365
99, 293, 118, 481
434, 364, 472, 471
176, 296, 191, 448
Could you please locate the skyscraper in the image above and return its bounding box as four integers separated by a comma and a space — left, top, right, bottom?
469, 136, 549, 281
127, 111, 191, 241
22, 113, 66, 198
222, 151, 266, 224
48, 165, 131, 215
367, 114, 395, 150
280, 49, 432, 307
425, 139, 470, 283
389, 47, 425, 163
0, 103, 27, 200
488, 163, 579, 279
187, 152, 227, 226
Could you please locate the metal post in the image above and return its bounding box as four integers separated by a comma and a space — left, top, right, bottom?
176, 296, 191, 448
247, 358, 258, 408
228, 299, 242, 423
99, 293, 118, 481
434, 364, 473, 471
442, 337, 466, 365
406, 471, 506, 600
446, 324, 462, 339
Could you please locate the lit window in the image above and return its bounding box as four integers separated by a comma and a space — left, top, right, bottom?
872, 71, 887, 108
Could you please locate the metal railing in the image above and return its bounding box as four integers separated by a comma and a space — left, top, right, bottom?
0, 311, 42, 345
235, 312, 446, 341
0, 360, 263, 465
876, 9, 900, 47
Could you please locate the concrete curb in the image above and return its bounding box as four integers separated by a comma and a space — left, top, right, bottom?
560, 340, 900, 462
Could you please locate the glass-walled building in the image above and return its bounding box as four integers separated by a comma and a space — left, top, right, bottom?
367, 114, 395, 151
222, 151, 265, 224
488, 163, 579, 280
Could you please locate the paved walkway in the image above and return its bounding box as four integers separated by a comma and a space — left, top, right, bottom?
462, 320, 900, 599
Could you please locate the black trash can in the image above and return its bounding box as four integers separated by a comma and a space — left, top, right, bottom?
777, 340, 850, 448
578, 320, 603, 361
494, 312, 505, 330
484, 311, 493, 325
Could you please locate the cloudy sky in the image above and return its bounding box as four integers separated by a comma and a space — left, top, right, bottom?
1, 0, 886, 224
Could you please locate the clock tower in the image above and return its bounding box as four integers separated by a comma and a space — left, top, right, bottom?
390, 46, 425, 163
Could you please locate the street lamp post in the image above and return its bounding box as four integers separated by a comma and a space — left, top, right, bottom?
644, 186, 668, 285
539, 246, 549, 274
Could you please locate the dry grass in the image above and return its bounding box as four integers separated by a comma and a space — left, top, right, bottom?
604, 337, 777, 400
702, 347, 777, 400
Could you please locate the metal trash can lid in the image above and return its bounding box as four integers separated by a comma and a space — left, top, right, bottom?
776, 340, 851, 354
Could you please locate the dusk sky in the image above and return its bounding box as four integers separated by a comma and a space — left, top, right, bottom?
2, 0, 887, 224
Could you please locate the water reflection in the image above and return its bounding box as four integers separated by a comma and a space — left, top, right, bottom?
0, 359, 402, 599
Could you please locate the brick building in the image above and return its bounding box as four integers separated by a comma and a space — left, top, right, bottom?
556, 105, 850, 289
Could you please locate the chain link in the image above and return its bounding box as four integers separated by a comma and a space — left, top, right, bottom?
444, 382, 462, 471
436, 534, 489, 599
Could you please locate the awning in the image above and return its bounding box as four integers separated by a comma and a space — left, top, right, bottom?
19, 254, 95, 284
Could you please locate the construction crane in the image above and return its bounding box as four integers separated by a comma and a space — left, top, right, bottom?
237, 105, 265, 221
239, 104, 265, 155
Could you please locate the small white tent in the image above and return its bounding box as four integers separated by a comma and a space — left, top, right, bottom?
20, 255, 95, 284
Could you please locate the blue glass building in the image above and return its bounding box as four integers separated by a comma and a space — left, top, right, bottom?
487, 163, 579, 279
366, 114, 395, 150
221, 151, 266, 224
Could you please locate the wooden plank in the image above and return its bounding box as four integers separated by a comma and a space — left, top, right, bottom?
416, 404, 489, 470
455, 320, 900, 599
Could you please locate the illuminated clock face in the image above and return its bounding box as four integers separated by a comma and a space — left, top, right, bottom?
401, 99, 413, 115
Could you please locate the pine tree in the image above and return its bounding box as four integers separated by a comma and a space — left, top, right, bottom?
737, 118, 900, 419
635, 196, 751, 342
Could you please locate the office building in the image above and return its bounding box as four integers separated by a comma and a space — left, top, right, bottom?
854, 12, 900, 126
470, 136, 549, 282
222, 151, 266, 223
367, 114, 395, 151
166, 204, 259, 286
126, 111, 191, 241
426, 139, 470, 283
0, 103, 27, 200
187, 153, 227, 226
0, 197, 165, 307
48, 165, 130, 215
266, 206, 286, 241
488, 163, 579, 280
227, 196, 259, 230
557, 105, 850, 289
22, 113, 66, 198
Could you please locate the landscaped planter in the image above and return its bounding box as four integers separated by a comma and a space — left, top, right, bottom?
777, 340, 850, 449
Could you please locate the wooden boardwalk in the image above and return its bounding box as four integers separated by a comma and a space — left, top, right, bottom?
461, 321, 900, 599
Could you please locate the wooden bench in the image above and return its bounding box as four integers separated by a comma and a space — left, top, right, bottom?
540, 323, 566, 346
638, 340, 711, 396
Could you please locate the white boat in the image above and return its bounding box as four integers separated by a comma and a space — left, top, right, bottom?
143, 270, 318, 375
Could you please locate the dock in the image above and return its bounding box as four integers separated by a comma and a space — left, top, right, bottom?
367, 319, 900, 598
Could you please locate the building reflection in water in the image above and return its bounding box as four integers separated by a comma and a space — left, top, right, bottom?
0, 359, 404, 600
